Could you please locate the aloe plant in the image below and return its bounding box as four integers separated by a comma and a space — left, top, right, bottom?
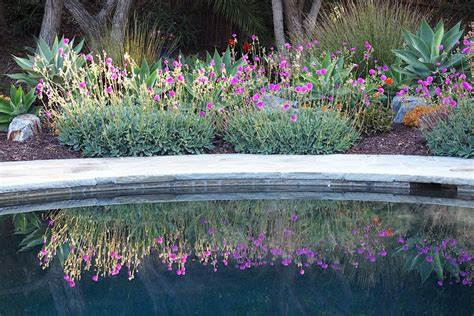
0, 85, 39, 131
392, 20, 469, 82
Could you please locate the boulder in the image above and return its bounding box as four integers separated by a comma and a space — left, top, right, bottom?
391, 96, 427, 123
7, 114, 41, 142
261, 94, 298, 111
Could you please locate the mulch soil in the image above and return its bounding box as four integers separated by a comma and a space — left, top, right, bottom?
0, 128, 82, 162
347, 124, 430, 156
0, 124, 430, 162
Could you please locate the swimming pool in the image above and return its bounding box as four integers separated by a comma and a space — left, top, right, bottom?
0, 198, 472, 314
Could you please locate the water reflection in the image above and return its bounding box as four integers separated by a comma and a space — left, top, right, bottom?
32, 200, 473, 289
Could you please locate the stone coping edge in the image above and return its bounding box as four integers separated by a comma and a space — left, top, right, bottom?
0, 154, 472, 208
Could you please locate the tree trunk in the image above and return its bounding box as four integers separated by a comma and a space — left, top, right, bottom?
283, 0, 303, 45
40, 0, 65, 45
64, 0, 105, 40
271, 0, 286, 49
304, 0, 322, 34
110, 0, 133, 46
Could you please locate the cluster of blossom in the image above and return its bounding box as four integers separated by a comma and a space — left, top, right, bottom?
34, 37, 394, 125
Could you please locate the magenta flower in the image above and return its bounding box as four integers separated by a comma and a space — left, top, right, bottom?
199, 111, 206, 117
106, 86, 113, 94
461, 81, 472, 91
105, 57, 112, 65
63, 38, 70, 45
207, 102, 213, 109
290, 114, 297, 122
168, 90, 176, 98
256, 101, 264, 108
369, 69, 376, 75
154, 95, 161, 102
92, 275, 99, 282
79, 81, 87, 89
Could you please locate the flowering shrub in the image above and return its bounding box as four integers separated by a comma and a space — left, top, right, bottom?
420, 101, 473, 158
57, 103, 215, 156
224, 108, 359, 154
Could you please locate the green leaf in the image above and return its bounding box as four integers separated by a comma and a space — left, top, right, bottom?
430, 22, 444, 60
419, 20, 435, 44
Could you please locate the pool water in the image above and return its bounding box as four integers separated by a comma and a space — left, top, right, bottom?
0, 199, 472, 315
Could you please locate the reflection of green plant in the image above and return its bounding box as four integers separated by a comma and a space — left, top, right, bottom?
225, 108, 359, 154
0, 85, 39, 130
12, 213, 45, 252
394, 237, 472, 285
393, 20, 469, 82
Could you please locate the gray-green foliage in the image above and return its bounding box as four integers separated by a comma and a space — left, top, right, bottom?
57, 105, 215, 157
421, 102, 473, 158
224, 109, 359, 154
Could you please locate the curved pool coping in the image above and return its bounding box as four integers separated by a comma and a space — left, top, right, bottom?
0, 154, 472, 211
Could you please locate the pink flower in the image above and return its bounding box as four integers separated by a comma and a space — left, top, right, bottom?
154, 95, 161, 102
79, 81, 87, 89
106, 86, 113, 94
282, 103, 290, 111
290, 114, 297, 122
105, 57, 112, 65
461, 81, 472, 91
63, 38, 70, 45
86, 54, 93, 62
168, 90, 176, 98
369, 69, 376, 75
256, 101, 264, 108
207, 102, 213, 109
177, 74, 184, 82
305, 82, 313, 90
199, 111, 206, 117
92, 275, 99, 282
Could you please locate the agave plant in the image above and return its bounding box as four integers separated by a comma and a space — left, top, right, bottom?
392, 20, 470, 82
9, 37, 85, 87
0, 85, 39, 131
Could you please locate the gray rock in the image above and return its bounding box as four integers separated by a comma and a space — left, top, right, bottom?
261, 94, 298, 111
7, 114, 41, 142
391, 96, 427, 123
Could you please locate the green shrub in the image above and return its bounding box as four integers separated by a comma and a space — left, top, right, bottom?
421, 102, 473, 158
306, 0, 423, 70
224, 109, 359, 154
57, 105, 215, 157
0, 85, 39, 131
354, 104, 393, 135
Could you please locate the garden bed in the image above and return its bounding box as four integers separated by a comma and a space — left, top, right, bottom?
0, 124, 429, 162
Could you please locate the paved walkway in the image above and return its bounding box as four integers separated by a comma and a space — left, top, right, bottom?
1, 155, 472, 195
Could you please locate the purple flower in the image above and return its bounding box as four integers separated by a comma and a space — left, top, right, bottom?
63, 38, 70, 45
256, 101, 264, 108
92, 275, 99, 282
290, 114, 297, 122
369, 69, 376, 76
290, 214, 299, 222
438, 44, 444, 51
426, 255, 434, 263
461, 81, 473, 91
106, 86, 113, 94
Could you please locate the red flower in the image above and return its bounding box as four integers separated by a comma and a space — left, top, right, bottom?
227, 39, 236, 46
242, 41, 251, 53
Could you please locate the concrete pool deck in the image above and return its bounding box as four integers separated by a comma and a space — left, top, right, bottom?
0, 154, 473, 208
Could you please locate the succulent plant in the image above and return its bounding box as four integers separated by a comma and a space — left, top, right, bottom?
0, 85, 39, 131
392, 20, 470, 82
